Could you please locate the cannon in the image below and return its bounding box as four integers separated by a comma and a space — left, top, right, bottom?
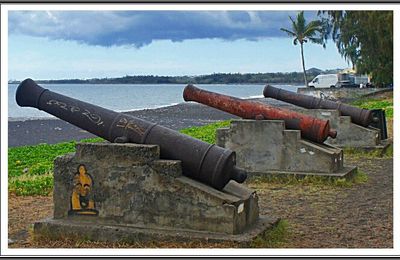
183, 84, 337, 143
16, 78, 247, 190
263, 84, 373, 127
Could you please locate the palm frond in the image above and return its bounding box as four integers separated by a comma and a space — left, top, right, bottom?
280, 28, 297, 37
296, 11, 306, 33
303, 20, 323, 37
282, 11, 326, 48
308, 37, 323, 44
288, 15, 298, 34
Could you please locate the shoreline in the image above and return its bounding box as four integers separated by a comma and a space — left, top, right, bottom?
8, 94, 271, 121
8, 98, 294, 148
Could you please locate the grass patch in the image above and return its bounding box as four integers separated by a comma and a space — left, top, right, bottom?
9, 174, 54, 196
8, 137, 103, 196
350, 98, 393, 119
179, 120, 231, 144
250, 170, 368, 188
250, 219, 289, 248
343, 143, 393, 159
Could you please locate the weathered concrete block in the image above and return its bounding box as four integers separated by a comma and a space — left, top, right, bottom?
274, 106, 388, 150
303, 109, 382, 148
261, 97, 389, 150
217, 120, 356, 177
36, 142, 276, 244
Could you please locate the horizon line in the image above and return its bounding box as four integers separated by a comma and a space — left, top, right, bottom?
8, 67, 346, 82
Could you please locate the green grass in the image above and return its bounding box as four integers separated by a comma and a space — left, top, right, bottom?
350, 98, 393, 118
8, 137, 103, 196
250, 219, 289, 248
250, 170, 368, 188
179, 120, 231, 144
343, 143, 393, 159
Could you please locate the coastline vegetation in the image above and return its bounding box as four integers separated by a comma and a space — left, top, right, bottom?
8, 69, 333, 85
320, 11, 393, 87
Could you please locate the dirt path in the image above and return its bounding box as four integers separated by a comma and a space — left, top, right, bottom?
8, 194, 53, 246
8, 154, 393, 249
252, 156, 393, 248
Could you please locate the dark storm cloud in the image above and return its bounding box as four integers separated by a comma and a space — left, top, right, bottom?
8, 10, 319, 47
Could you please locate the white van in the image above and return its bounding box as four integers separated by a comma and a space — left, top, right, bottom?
308, 74, 338, 88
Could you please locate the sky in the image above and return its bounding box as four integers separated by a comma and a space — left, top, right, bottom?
7, 10, 351, 80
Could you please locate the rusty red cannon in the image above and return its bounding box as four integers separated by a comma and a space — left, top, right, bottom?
16, 78, 247, 190
183, 84, 337, 143
263, 84, 373, 127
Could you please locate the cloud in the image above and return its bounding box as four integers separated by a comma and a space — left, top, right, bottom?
8, 10, 319, 47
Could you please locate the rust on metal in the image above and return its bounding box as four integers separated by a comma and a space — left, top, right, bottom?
263, 84, 373, 127
183, 84, 337, 143
15, 78, 247, 190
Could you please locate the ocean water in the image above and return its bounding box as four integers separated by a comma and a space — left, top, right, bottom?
8, 83, 300, 120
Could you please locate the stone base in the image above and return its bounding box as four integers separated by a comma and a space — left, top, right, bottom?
340, 138, 392, 155
33, 215, 279, 246
217, 120, 356, 177
261, 103, 386, 149
44, 142, 272, 245
248, 165, 358, 179
296, 109, 383, 149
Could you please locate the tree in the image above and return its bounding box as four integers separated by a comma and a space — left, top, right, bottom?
280, 11, 326, 87
320, 11, 393, 87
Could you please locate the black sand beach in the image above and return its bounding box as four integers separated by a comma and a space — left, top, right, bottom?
8, 98, 294, 147
8, 102, 237, 147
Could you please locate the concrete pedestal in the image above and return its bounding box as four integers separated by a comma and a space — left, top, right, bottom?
216, 120, 356, 177
296, 109, 390, 151
33, 142, 277, 245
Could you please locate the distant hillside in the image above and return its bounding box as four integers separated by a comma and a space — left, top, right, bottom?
306, 67, 322, 74
9, 69, 343, 85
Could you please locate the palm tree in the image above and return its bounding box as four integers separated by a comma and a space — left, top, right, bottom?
281, 11, 326, 87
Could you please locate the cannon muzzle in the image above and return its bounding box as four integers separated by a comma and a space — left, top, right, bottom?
183, 84, 337, 143
16, 78, 48, 108
263, 84, 373, 127
16, 78, 247, 190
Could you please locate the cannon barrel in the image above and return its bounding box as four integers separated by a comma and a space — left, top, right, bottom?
16, 78, 247, 190
263, 84, 373, 127
183, 84, 337, 143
